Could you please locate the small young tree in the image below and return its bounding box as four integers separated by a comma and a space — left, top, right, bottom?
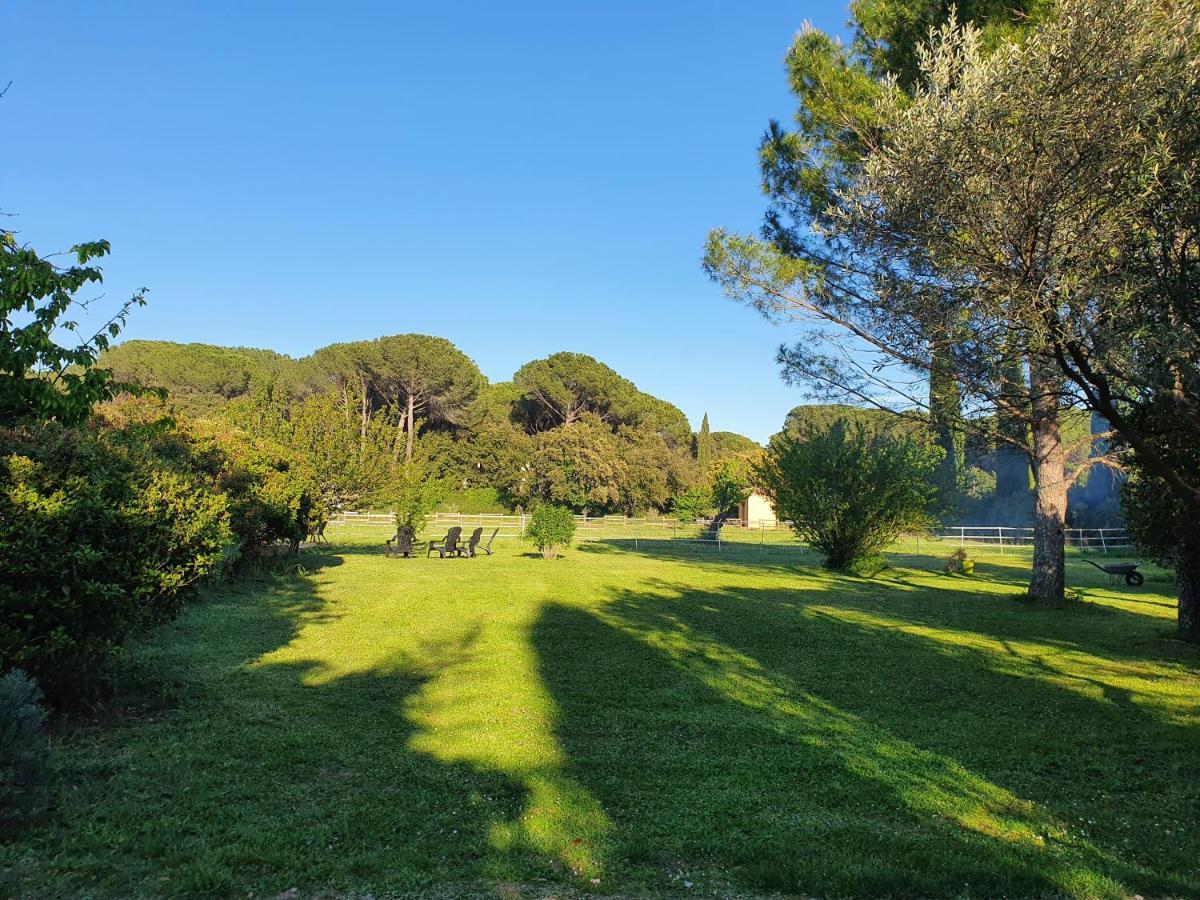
525, 504, 576, 559
387, 455, 448, 532
758, 420, 941, 573
672, 486, 714, 523
710, 458, 753, 516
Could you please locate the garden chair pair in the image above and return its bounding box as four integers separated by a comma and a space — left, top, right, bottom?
426, 526, 500, 558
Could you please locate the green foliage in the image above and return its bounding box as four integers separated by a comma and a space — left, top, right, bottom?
438, 487, 507, 515
204, 428, 318, 557
851, 0, 1051, 89
513, 352, 636, 431
778, 404, 914, 441
961, 465, 996, 501
711, 458, 754, 516
513, 352, 692, 448
387, 458, 448, 530
528, 416, 626, 513
710, 430, 760, 461
1121, 400, 1200, 581
100, 341, 290, 418
103, 340, 702, 518
672, 486, 714, 522
758, 420, 941, 572
0, 668, 49, 818
525, 504, 576, 559
1, 232, 148, 426
0, 423, 231, 703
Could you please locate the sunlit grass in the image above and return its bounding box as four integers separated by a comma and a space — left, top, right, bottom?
2, 527, 1196, 898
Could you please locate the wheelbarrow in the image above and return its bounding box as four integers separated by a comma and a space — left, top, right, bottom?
1084, 559, 1144, 586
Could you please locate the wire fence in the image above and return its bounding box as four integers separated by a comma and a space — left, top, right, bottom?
327, 512, 1132, 557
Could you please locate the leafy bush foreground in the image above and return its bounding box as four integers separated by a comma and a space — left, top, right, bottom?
0, 411, 317, 706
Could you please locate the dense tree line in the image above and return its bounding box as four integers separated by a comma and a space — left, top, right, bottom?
101, 339, 759, 518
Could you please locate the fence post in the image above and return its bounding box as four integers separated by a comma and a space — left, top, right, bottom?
960, 527, 965, 549
1100, 529, 1108, 555
999, 527, 1005, 555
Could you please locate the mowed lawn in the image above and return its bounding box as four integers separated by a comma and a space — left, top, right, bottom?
3, 531, 1198, 899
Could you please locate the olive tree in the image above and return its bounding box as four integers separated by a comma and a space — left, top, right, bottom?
704, 3, 1101, 603
757, 420, 941, 573
831, 0, 1200, 636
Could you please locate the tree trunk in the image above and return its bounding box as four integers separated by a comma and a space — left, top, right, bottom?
393, 407, 408, 461
404, 392, 415, 463
358, 373, 370, 455
1176, 529, 1200, 643
1027, 360, 1067, 604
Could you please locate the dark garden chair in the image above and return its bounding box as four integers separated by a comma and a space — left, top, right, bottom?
479, 528, 500, 556
427, 526, 463, 558
459, 527, 485, 558
385, 525, 416, 558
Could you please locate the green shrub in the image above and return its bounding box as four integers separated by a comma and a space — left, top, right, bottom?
846, 554, 888, 578
758, 419, 941, 573
525, 504, 576, 559
671, 487, 713, 523
0, 669, 48, 818
438, 487, 508, 515
0, 424, 230, 704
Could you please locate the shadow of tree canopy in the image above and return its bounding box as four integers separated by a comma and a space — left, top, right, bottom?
13, 536, 1197, 898
581, 539, 1193, 664
20, 548, 545, 898
532, 576, 1199, 897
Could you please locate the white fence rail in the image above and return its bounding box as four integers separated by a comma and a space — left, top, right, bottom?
328, 512, 1131, 555
926, 526, 1131, 553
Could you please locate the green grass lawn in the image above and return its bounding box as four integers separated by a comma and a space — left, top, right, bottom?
3, 530, 1198, 899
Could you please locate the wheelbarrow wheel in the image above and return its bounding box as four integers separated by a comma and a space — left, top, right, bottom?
1125, 572, 1144, 587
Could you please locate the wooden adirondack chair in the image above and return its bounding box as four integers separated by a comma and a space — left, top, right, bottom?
459, 527, 484, 558
385, 525, 416, 558
479, 528, 500, 556
427, 526, 463, 558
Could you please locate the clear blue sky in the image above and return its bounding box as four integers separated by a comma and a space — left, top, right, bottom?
2, 1, 849, 444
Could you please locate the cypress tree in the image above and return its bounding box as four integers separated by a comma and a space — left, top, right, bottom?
697, 413, 714, 474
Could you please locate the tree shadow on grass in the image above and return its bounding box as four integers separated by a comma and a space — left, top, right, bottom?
582, 539, 1194, 666
532, 578, 1200, 898
10, 551, 552, 899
